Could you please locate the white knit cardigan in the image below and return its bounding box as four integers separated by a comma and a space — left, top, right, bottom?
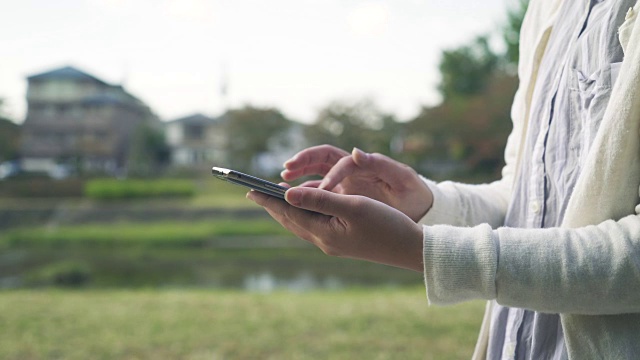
419, 0, 640, 358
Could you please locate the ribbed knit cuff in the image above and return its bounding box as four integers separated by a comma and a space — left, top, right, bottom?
423, 224, 498, 305
418, 176, 462, 226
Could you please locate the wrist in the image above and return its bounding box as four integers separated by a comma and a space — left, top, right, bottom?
409, 180, 434, 222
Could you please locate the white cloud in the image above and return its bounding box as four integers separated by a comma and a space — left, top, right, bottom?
87, 0, 153, 12
87, 0, 127, 8
162, 0, 218, 23
2, 0, 508, 123
348, 2, 390, 37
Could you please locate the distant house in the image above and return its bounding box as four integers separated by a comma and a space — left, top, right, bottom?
20, 65, 159, 176
165, 113, 227, 167
252, 123, 308, 176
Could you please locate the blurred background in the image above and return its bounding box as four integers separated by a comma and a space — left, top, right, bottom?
0, 0, 527, 358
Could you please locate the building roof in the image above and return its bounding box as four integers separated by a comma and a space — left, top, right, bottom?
166, 113, 221, 125
27, 65, 108, 85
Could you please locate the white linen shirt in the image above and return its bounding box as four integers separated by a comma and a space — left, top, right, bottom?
487, 0, 630, 359
418, 0, 640, 358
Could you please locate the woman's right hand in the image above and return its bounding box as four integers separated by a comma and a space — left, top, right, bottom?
281, 145, 434, 222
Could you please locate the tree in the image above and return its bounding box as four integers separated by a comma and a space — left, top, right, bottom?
438, 35, 500, 100
503, 0, 530, 70
0, 99, 19, 162
223, 105, 295, 174
408, 73, 517, 175
436, 0, 529, 100
402, 1, 529, 182
305, 99, 399, 157
127, 122, 170, 176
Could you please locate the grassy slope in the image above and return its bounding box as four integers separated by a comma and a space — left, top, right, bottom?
0, 288, 485, 360
0, 219, 291, 247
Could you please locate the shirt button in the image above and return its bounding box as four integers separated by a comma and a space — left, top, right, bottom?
504, 342, 516, 359
531, 201, 541, 214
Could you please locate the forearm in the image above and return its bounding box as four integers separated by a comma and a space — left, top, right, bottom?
423, 214, 640, 315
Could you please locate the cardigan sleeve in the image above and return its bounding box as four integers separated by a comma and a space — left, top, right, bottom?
423, 213, 640, 315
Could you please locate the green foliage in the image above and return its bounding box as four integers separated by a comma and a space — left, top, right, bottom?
1, 219, 290, 248
0, 290, 485, 359
503, 0, 530, 68
84, 178, 195, 199
24, 260, 92, 287
224, 106, 294, 173
0, 99, 19, 162
305, 99, 399, 156
0, 178, 85, 197
127, 121, 171, 176
438, 36, 500, 100
407, 73, 517, 180
401, 2, 528, 182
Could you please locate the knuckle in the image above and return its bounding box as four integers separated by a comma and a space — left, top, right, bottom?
333, 157, 354, 174
318, 144, 337, 156
312, 190, 331, 212
350, 195, 368, 211
367, 153, 387, 167
370, 152, 387, 161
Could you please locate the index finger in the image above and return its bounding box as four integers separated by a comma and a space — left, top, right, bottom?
318, 155, 359, 190
282, 145, 349, 180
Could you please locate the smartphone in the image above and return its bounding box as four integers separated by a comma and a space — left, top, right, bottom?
212, 167, 288, 199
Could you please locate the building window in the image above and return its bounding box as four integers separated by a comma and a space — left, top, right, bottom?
44, 105, 56, 118
185, 124, 204, 140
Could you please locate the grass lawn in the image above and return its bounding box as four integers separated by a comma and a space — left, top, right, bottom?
0, 288, 485, 359
0, 219, 291, 248
190, 177, 275, 208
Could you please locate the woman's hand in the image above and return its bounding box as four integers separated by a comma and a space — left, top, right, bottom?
247, 186, 424, 272
281, 145, 433, 222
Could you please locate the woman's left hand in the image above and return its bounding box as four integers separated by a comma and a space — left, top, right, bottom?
247, 186, 424, 272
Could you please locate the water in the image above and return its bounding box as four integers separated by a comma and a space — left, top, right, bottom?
0, 247, 423, 290
243, 271, 345, 292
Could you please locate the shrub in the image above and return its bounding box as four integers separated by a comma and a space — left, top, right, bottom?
25, 261, 92, 287
0, 178, 85, 198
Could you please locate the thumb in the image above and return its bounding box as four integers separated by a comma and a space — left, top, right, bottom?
285, 187, 357, 218
351, 147, 369, 164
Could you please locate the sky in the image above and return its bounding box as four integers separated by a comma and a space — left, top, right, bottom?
0, 0, 509, 124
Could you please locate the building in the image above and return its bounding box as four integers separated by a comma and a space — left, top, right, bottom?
165, 113, 227, 167
20, 65, 159, 176
252, 123, 308, 176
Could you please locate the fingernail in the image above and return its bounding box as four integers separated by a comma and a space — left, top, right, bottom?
285, 188, 302, 206
246, 190, 255, 201
353, 147, 367, 162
